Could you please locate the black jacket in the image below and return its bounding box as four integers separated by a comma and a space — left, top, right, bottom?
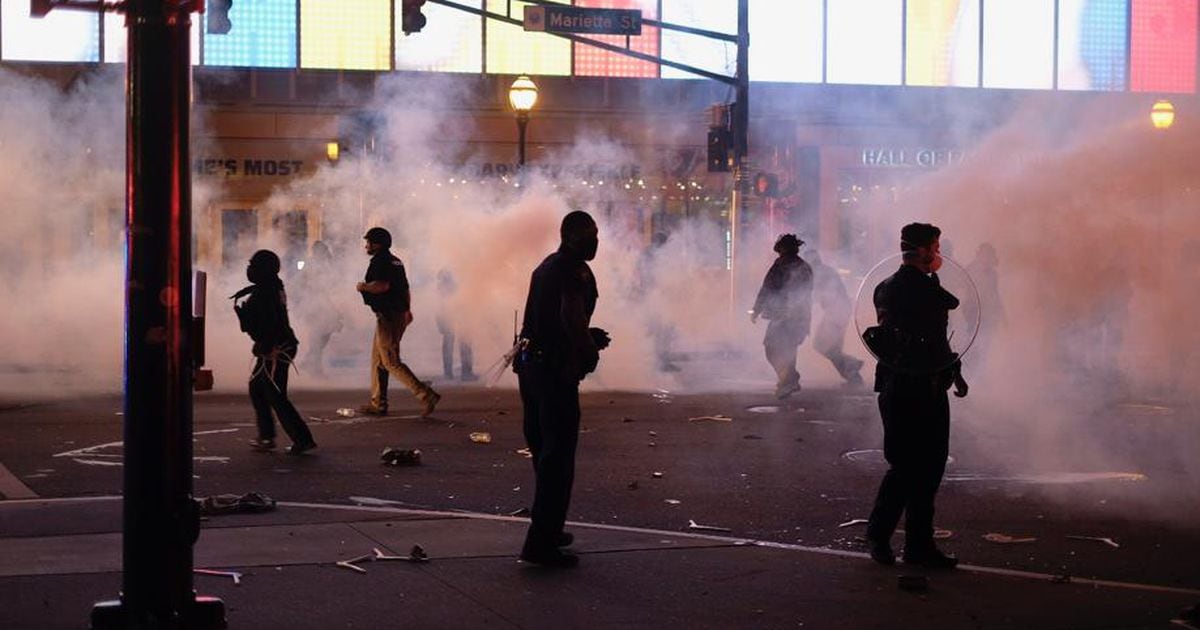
752, 255, 814, 325
871, 265, 959, 389
363, 250, 411, 315
518, 248, 599, 382
234, 278, 299, 357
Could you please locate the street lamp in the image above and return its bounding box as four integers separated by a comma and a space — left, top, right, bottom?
1151, 99, 1175, 130
508, 75, 538, 167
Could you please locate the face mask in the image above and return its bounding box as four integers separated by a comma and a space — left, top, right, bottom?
929, 253, 944, 273
580, 236, 599, 261
246, 264, 272, 285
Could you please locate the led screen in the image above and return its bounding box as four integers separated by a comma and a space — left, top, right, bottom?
906, 0, 980, 87
750, 0, 822, 82
982, 0, 1054, 89
204, 0, 297, 68
396, 0, 483, 73
2, 2, 99, 62
301, 0, 392, 71
827, 0, 903, 85
1131, 0, 1197, 93
486, 0, 571, 75
661, 0, 736, 79
1058, 0, 1128, 91
574, 0, 658, 78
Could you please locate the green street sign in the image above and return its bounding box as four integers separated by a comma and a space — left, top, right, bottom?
523, 5, 642, 36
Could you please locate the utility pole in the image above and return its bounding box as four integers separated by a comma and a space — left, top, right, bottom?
83, 0, 224, 626
730, 0, 749, 318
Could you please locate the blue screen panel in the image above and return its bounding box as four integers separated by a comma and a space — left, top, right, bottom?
204, 0, 297, 68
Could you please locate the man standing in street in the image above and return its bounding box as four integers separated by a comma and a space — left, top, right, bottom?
515, 211, 609, 568
808, 249, 864, 386
865, 222, 968, 569
751, 234, 814, 399
356, 227, 440, 417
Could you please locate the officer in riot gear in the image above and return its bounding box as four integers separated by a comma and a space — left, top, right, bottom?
865, 222, 968, 569
514, 210, 609, 568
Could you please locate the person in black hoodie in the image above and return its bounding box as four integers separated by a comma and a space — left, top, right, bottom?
233, 249, 317, 455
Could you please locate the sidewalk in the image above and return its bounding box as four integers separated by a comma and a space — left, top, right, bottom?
1, 497, 1196, 629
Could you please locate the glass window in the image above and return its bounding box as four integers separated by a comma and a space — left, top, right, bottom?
301, 0, 392, 71
1058, 0, 1128, 91
982, 0, 1054, 89
2, 2, 99, 62
396, 0, 483, 72
906, 0, 980, 87
750, 0, 822, 82
204, 0, 297, 68
827, 0, 903, 85
574, 0, 659, 78
1131, 0, 1197, 93
660, 0, 736, 79
485, 0, 571, 75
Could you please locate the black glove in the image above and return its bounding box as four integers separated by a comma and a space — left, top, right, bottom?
589, 327, 611, 350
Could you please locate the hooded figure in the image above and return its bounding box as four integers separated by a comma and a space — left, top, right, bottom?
751, 234, 814, 399
233, 249, 316, 455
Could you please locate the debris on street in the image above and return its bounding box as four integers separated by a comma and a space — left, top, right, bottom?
838, 518, 868, 528
198, 492, 276, 516
652, 471, 664, 478
372, 545, 429, 563
515, 447, 532, 458
336, 408, 356, 417
688, 519, 732, 533
508, 507, 531, 517
1066, 535, 1120, 548
195, 568, 242, 585
622, 416, 634, 422
934, 528, 953, 540
469, 432, 492, 444
665, 499, 681, 505
688, 415, 733, 423
335, 553, 373, 574
746, 406, 781, 414
380, 448, 422, 466
983, 533, 1037, 544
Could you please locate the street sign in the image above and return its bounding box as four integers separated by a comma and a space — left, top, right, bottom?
524, 5, 642, 36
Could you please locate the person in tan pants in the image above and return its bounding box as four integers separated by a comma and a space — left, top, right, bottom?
356, 227, 440, 417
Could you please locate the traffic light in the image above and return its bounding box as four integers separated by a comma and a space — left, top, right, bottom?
207, 0, 232, 35
707, 129, 731, 172
401, 0, 427, 35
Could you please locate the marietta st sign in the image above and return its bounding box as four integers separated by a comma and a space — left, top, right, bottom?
523, 5, 642, 36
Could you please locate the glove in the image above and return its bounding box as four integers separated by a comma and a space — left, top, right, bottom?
589, 327, 611, 350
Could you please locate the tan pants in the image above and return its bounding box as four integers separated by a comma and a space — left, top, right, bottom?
369, 313, 430, 408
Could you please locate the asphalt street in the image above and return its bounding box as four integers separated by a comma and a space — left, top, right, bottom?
2, 381, 1198, 595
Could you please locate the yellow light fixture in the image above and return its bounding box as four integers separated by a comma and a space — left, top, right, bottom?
1151, 99, 1175, 130
508, 75, 539, 113
326, 141, 340, 162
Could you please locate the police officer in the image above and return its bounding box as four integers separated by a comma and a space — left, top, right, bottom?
515, 211, 609, 568
865, 222, 968, 568
356, 227, 440, 417
751, 234, 814, 399
233, 250, 317, 455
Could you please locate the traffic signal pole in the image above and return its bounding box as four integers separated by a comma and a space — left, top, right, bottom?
88, 0, 225, 626
730, 0, 749, 320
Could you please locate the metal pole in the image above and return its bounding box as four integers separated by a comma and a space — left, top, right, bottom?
730, 0, 749, 319
92, 1, 224, 626
517, 112, 529, 167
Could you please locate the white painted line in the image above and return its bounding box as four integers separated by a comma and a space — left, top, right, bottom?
280, 500, 1200, 598
0, 495, 120, 506
0, 462, 38, 499
53, 428, 241, 459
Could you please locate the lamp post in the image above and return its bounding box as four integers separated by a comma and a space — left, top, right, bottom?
508, 75, 538, 167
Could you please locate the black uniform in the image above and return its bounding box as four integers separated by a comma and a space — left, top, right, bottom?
234, 277, 315, 449
752, 254, 814, 393
866, 264, 960, 555
515, 247, 599, 556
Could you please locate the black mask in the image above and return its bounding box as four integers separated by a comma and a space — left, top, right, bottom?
246, 264, 274, 285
